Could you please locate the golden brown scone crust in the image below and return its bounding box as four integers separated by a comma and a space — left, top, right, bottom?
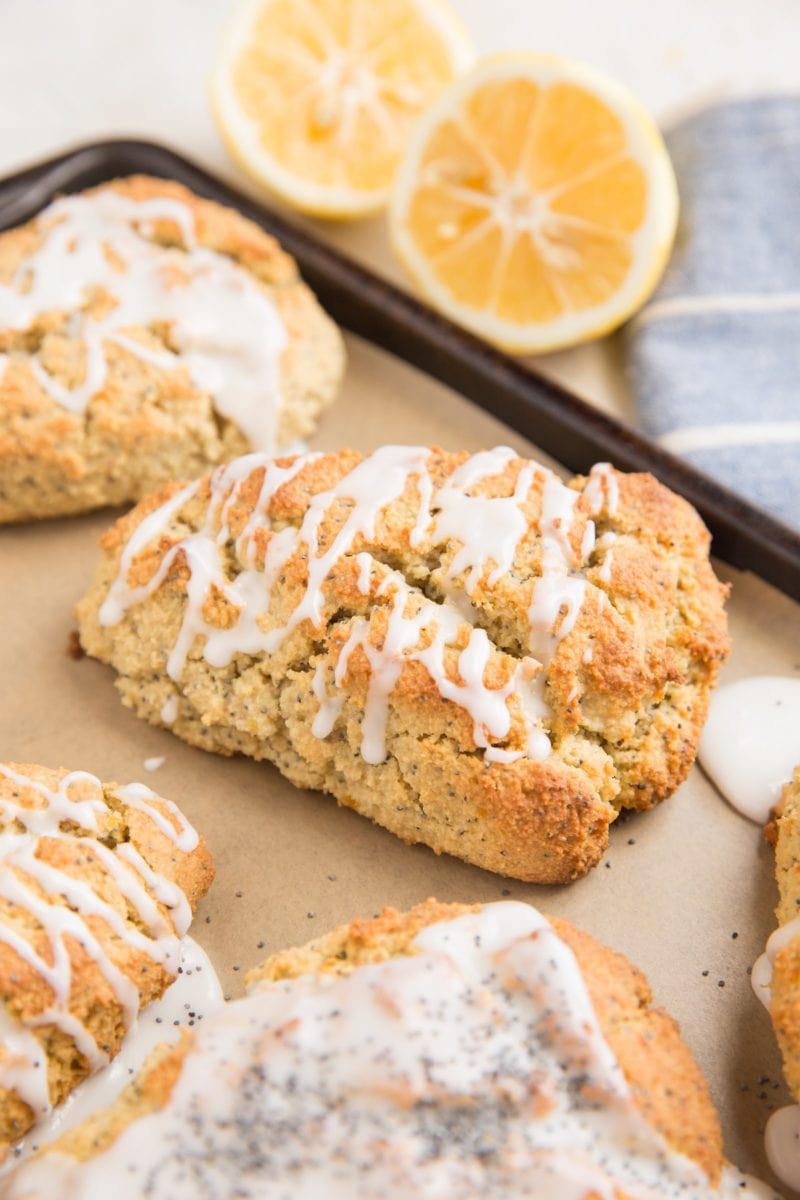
0, 175, 344, 521
766, 768, 800, 1101
36, 899, 724, 1189
0, 762, 213, 1153
77, 449, 728, 883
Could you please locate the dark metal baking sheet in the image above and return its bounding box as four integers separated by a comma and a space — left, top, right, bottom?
2, 137, 798, 601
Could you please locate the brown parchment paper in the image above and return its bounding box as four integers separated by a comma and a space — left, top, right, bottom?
1, 331, 798, 1189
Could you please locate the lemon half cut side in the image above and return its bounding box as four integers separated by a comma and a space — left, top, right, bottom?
389, 53, 679, 353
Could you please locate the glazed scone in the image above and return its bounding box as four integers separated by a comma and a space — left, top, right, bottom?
757, 768, 800, 1100
77, 445, 729, 883
1, 898, 764, 1199
0, 175, 345, 521
0, 761, 213, 1155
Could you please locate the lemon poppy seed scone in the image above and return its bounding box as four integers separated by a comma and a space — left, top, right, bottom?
747, 768, 800, 1190
755, 768, 800, 1101
77, 445, 729, 883
0, 761, 213, 1156
2, 898, 770, 1199
0, 175, 344, 521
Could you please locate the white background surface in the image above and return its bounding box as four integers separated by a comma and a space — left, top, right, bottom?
0, 0, 797, 416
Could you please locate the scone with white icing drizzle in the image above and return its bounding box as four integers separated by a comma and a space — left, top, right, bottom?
753, 771, 800, 1134
0, 175, 344, 521
2, 899, 773, 1199
0, 761, 213, 1156
77, 445, 729, 883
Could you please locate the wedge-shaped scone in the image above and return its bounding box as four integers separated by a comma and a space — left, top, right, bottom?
77, 445, 729, 883
0, 175, 344, 521
2, 898, 761, 1198
0, 761, 213, 1155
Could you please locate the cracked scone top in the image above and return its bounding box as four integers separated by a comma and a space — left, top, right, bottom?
1, 900, 773, 1199
0, 762, 213, 1155
0, 175, 344, 521
77, 444, 730, 883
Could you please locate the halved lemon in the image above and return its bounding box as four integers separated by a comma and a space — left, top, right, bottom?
210, 0, 474, 219
389, 53, 679, 353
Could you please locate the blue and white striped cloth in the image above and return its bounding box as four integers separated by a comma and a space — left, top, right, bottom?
626, 96, 800, 529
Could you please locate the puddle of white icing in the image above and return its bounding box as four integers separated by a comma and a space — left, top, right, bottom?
765, 1106, 800, 1193
698, 676, 800, 823
0, 936, 222, 1176
143, 756, 165, 772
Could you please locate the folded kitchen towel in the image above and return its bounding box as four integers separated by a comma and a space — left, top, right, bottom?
625, 95, 800, 528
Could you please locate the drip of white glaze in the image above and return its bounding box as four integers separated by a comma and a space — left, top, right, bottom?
116, 781, 198, 852
143, 757, 165, 772
527, 474, 587, 663
97, 448, 610, 769
354, 552, 372, 595
0, 765, 199, 1120
751, 916, 800, 1011
0, 191, 288, 451
0, 937, 223, 1177
311, 661, 343, 739
4, 902, 778, 1200
160, 696, 179, 724
484, 747, 524, 764
698, 676, 800, 823
595, 531, 617, 584
0, 1005, 49, 1120
583, 462, 620, 516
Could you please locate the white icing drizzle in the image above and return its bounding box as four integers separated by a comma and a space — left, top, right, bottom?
311, 661, 343, 739
0, 765, 199, 1121
0, 937, 223, 1177
354, 552, 372, 595
698, 677, 800, 823
428, 448, 534, 591
527, 474, 589, 663
583, 462, 620, 516
143, 757, 165, 772
0, 191, 288, 451
98, 447, 612, 768
116, 782, 198, 853
323, 573, 549, 765
594, 531, 617, 585
4, 902, 777, 1199
484, 746, 524, 765
160, 696, 179, 725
